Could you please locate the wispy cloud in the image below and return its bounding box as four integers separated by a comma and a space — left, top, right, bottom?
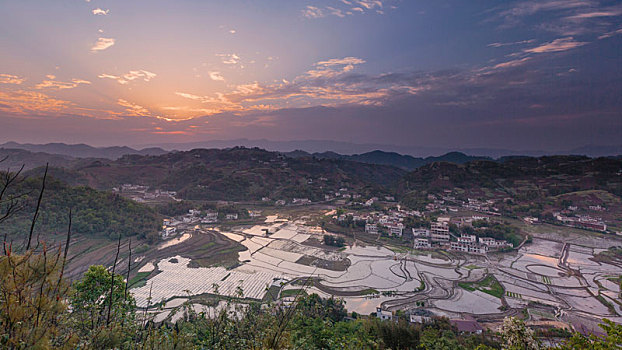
117, 99, 150, 116
598, 28, 622, 39
0, 74, 25, 84
217, 53, 241, 65
208, 71, 225, 81
92, 8, 109, 15
303, 0, 393, 19
303, 6, 324, 18
524, 37, 587, 53
491, 57, 532, 69
90, 37, 115, 52
35, 77, 91, 90
488, 39, 536, 47
566, 10, 621, 19
492, 0, 621, 36
98, 70, 156, 84
306, 57, 366, 78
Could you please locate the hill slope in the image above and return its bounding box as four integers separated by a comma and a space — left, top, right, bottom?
43, 147, 407, 201
2, 174, 161, 243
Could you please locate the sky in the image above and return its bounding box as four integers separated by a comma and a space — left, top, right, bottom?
0, 0, 621, 151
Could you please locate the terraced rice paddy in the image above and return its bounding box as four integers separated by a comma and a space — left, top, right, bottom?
131, 217, 622, 328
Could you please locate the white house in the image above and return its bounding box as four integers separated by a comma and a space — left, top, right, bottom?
376, 307, 393, 321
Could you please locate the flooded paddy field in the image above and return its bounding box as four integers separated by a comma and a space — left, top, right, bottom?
130, 215, 622, 327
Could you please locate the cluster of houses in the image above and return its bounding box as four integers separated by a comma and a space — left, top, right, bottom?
336, 207, 512, 255
375, 307, 484, 334
353, 206, 421, 237
554, 213, 607, 232
160, 208, 260, 239
412, 217, 512, 254
424, 193, 503, 217
113, 184, 178, 203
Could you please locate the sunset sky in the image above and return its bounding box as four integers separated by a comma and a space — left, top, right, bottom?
0, 0, 621, 151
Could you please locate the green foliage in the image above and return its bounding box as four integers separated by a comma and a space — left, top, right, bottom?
323, 234, 346, 247
0, 250, 78, 349
3, 176, 161, 242
69, 265, 137, 348
554, 319, 622, 350
458, 275, 505, 299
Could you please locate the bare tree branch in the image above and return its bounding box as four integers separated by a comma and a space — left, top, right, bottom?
106, 235, 122, 326
26, 163, 48, 251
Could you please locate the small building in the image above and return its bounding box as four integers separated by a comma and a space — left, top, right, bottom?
450, 242, 487, 255
201, 212, 218, 224
431, 221, 450, 242
365, 223, 378, 235
385, 223, 404, 237
161, 226, 177, 239
412, 228, 431, 237
414, 238, 431, 249
226, 213, 239, 220
376, 307, 393, 321
450, 319, 483, 334
458, 234, 477, 243
409, 309, 434, 324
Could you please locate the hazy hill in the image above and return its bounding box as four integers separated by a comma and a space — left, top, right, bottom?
1, 142, 167, 160
0, 148, 76, 170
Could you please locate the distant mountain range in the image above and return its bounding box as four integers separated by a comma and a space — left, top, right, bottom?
0, 142, 167, 160
1, 141, 621, 172
134, 139, 622, 158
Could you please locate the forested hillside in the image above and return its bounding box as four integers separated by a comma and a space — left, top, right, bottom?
40, 147, 407, 201
2, 174, 161, 242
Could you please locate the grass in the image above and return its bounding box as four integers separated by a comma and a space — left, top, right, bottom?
464, 264, 482, 270
360, 288, 380, 295
280, 289, 308, 298
128, 271, 151, 288
458, 274, 505, 299
387, 245, 412, 254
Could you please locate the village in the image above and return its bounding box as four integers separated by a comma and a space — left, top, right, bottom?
122, 187, 622, 344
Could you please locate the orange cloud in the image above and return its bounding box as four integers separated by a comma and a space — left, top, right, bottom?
117, 99, 150, 116
0, 74, 25, 85
35, 78, 91, 90
0, 90, 73, 115
98, 70, 156, 85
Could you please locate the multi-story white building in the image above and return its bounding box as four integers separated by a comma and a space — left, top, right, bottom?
458, 234, 477, 243
414, 238, 432, 249
365, 223, 378, 234
386, 223, 404, 237
431, 221, 450, 242
412, 228, 431, 237
450, 242, 487, 255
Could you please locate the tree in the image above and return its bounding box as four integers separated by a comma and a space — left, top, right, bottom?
69, 265, 137, 348
500, 317, 542, 350
555, 319, 622, 350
